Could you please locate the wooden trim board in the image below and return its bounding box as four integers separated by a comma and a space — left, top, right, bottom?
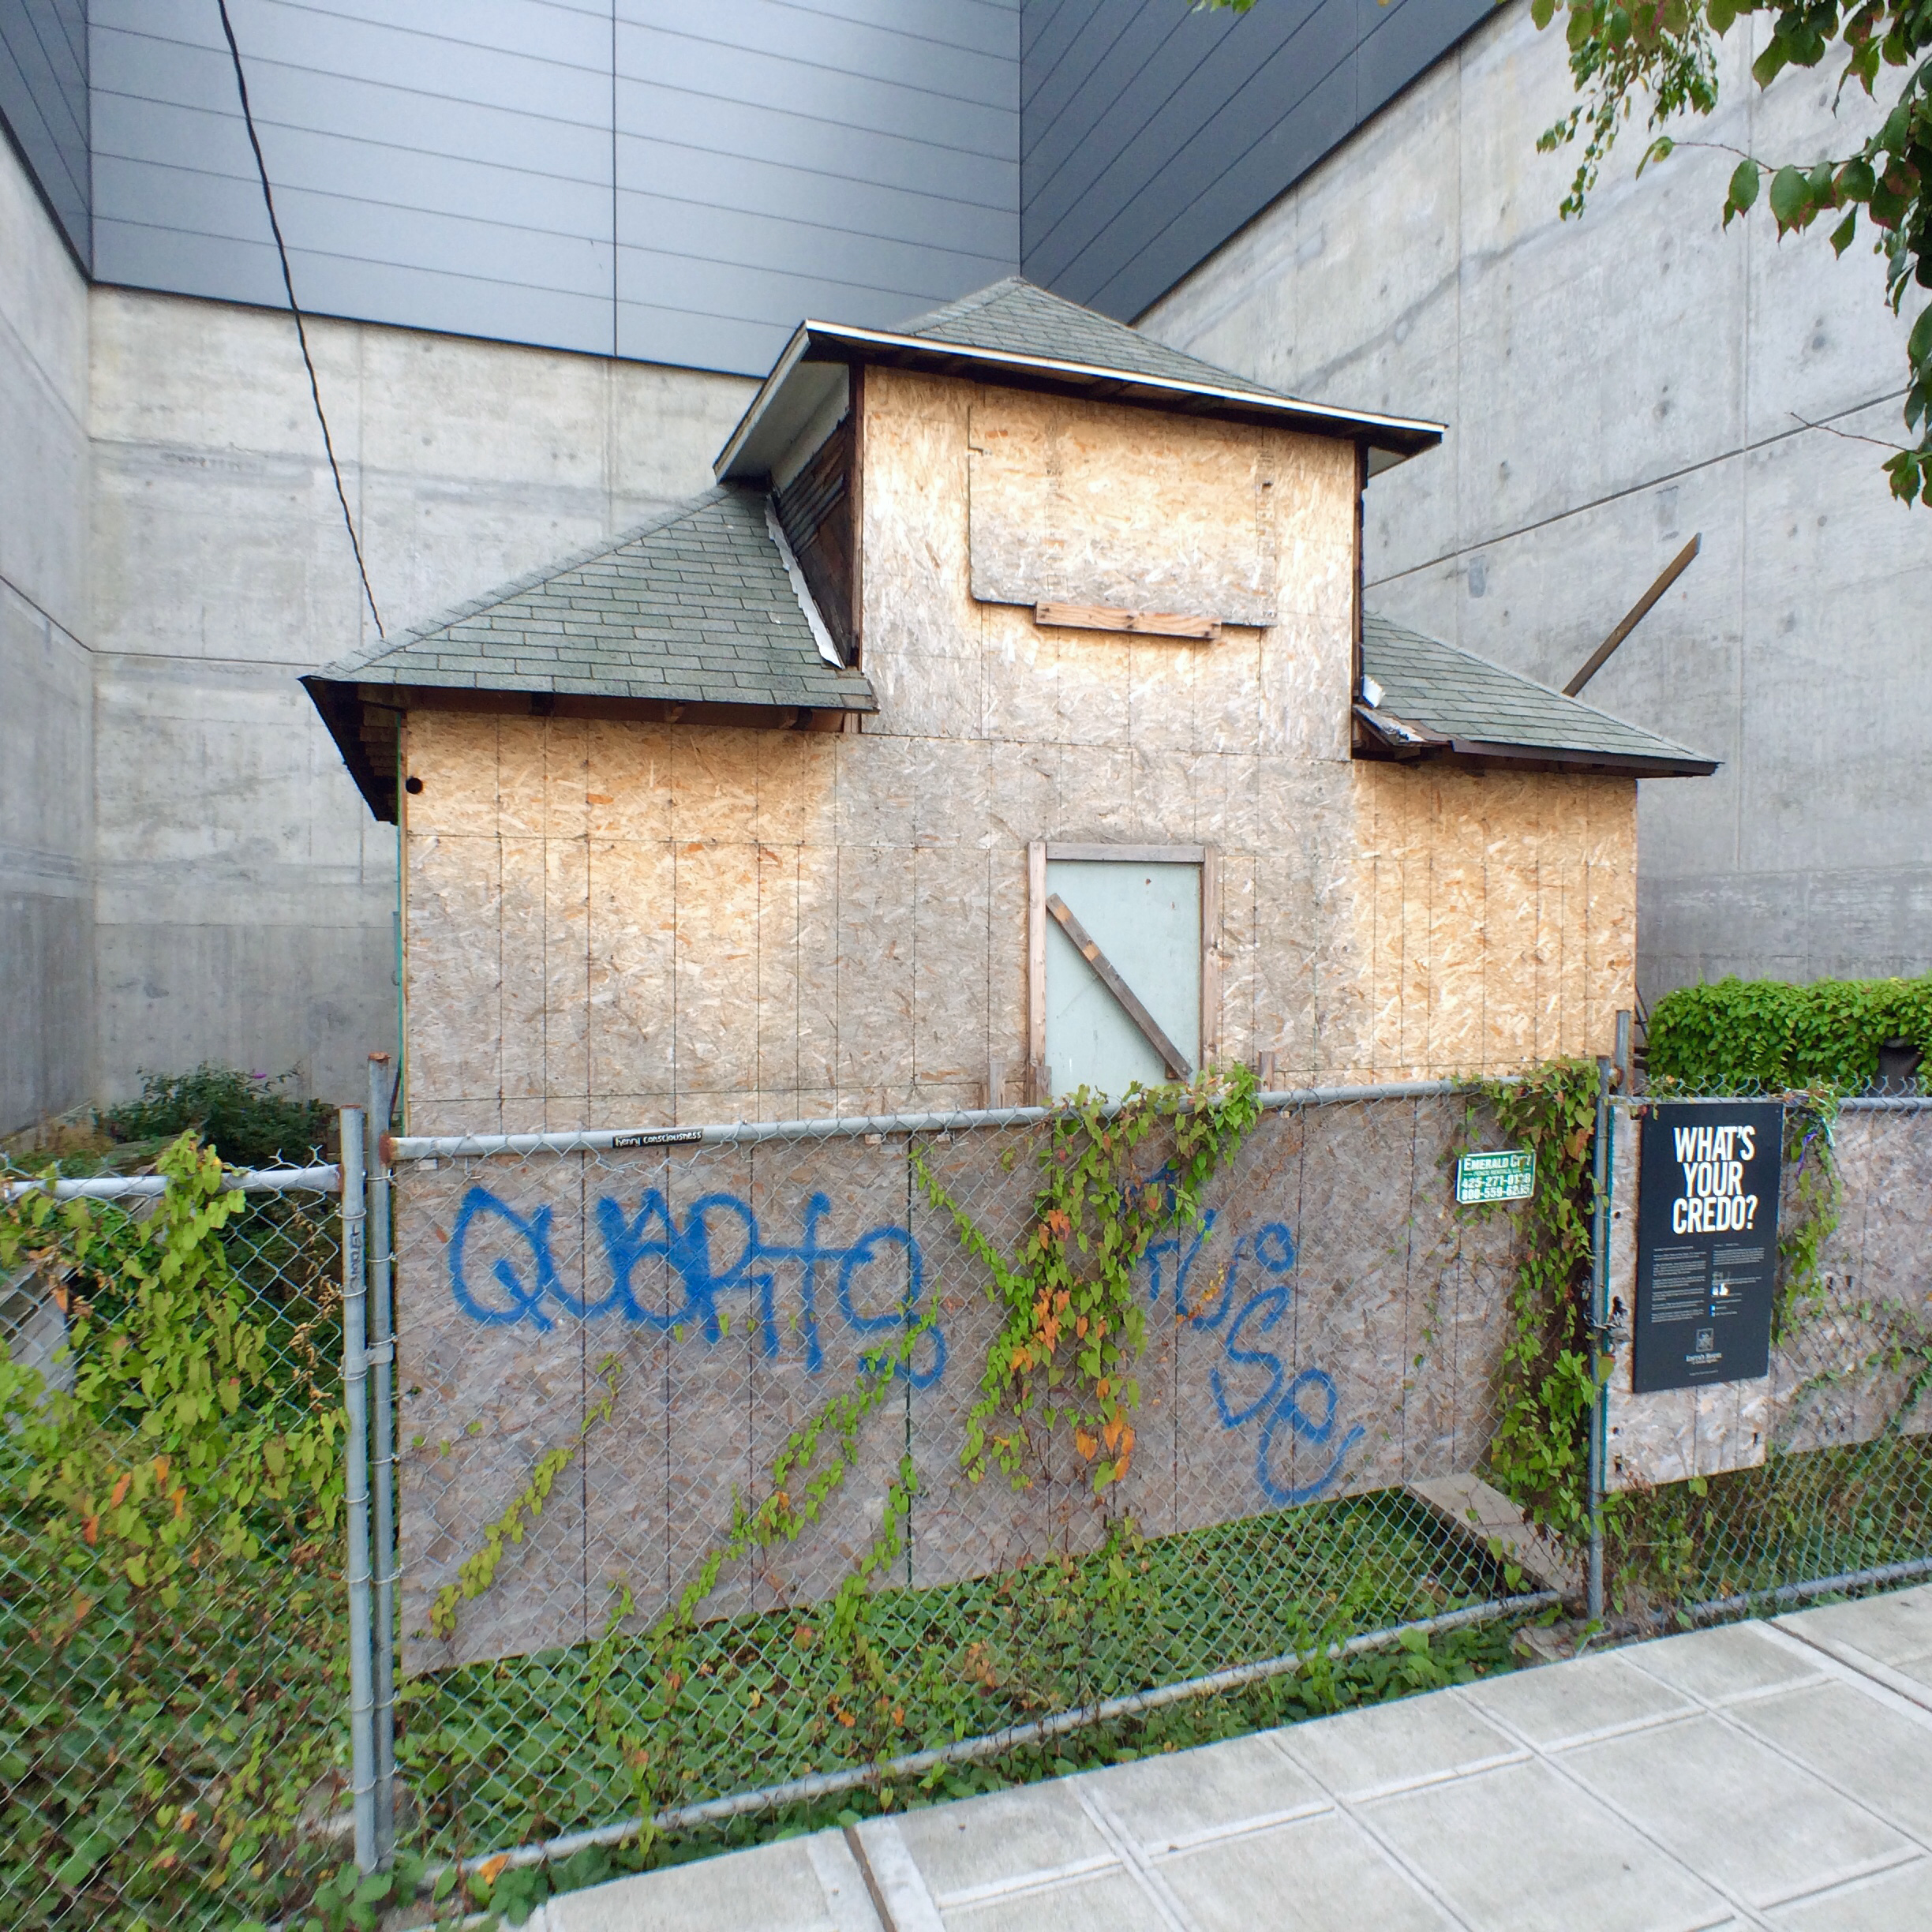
1046, 843, 1208, 866
1026, 841, 1047, 1104
1406, 1473, 1580, 1596
1035, 601, 1220, 641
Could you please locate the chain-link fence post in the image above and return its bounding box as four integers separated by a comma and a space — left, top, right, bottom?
339, 1104, 377, 1872
1587, 1054, 1612, 1625
366, 1057, 399, 1863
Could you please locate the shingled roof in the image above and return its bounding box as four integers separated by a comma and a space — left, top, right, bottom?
894, 277, 1282, 399
1357, 615, 1717, 778
715, 277, 1443, 483
304, 484, 875, 822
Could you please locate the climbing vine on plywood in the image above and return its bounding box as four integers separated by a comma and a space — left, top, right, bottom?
1774, 1093, 1842, 1345
915, 1068, 1262, 1494
1471, 1061, 1604, 1546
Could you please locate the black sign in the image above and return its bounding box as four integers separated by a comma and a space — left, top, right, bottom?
1632, 1100, 1783, 1394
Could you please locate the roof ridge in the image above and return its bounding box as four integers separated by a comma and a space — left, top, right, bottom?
897, 275, 1028, 335
324, 484, 743, 680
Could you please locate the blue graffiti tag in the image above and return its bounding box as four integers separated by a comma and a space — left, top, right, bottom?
450, 1183, 944, 1386
1158, 1215, 1364, 1507
1256, 1369, 1367, 1507
449, 1189, 562, 1330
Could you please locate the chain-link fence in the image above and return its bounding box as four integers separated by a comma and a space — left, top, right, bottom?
4, 1072, 1927, 1926
1598, 1087, 1932, 1627
381, 1082, 1568, 1881
1, 1139, 357, 1931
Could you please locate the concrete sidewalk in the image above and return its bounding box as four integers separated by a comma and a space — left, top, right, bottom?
535, 1585, 1932, 1932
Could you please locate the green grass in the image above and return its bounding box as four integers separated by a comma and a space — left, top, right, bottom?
1609, 1431, 1932, 1614
399, 1486, 1518, 1871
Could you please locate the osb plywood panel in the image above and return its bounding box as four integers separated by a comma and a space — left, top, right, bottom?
397, 1096, 1525, 1670
1604, 1104, 1932, 1491
1350, 765, 1636, 1080
966, 391, 1289, 627
400, 373, 1638, 1134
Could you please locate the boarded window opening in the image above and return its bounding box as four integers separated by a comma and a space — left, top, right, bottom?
1027, 843, 1219, 1101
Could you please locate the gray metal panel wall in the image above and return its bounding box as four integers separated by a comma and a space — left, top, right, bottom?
0, 0, 88, 263
1019, 0, 1490, 320
88, 0, 1020, 376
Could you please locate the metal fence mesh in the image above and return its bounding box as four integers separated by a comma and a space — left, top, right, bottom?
388, 1091, 1550, 1871
2, 1080, 1926, 1926
0, 1167, 352, 1932
1600, 1088, 1932, 1619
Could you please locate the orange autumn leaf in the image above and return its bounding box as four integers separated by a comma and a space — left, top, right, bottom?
1074, 1429, 1098, 1460
477, 1854, 511, 1886
110, 1473, 132, 1511
1009, 1346, 1032, 1373
81, 1516, 99, 1546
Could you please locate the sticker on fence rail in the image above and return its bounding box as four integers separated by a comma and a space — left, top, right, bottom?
394, 1099, 1530, 1670
1454, 1148, 1535, 1205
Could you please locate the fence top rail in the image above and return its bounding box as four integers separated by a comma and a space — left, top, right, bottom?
1, 1163, 342, 1203
1613, 1093, 1930, 1114
384, 1078, 1487, 1163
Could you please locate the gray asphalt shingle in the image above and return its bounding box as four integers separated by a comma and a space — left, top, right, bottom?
895, 278, 1284, 400
313, 484, 875, 713
1361, 614, 1715, 769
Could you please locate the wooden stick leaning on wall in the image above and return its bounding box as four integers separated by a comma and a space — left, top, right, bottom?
1563, 534, 1701, 697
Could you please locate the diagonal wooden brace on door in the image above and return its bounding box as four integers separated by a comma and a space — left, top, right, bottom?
1045, 893, 1193, 1080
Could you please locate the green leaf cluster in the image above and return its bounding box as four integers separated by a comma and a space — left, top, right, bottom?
1, 1136, 350, 1929
1473, 1060, 1606, 1545
99, 1064, 332, 1170
1646, 972, 1932, 1089
916, 1068, 1261, 1494
1526, 2, 1932, 504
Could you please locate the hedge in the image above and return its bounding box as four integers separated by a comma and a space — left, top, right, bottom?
1646, 973, 1932, 1091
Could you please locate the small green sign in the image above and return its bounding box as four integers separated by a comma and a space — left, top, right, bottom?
1455, 1148, 1536, 1204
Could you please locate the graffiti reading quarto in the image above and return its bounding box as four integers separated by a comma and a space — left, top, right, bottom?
444, 1180, 1361, 1507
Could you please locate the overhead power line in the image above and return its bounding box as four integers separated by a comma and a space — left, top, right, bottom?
214, 0, 385, 639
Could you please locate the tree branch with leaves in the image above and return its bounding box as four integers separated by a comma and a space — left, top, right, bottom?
1526, 0, 1932, 504
1198, 0, 1932, 501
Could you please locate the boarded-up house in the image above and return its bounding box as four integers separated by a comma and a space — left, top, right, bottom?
308, 279, 1713, 1137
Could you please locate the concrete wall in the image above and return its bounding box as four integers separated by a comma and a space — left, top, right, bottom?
399, 368, 1634, 1138
0, 122, 92, 1133
85, 286, 754, 1110
1143, 2, 1932, 1001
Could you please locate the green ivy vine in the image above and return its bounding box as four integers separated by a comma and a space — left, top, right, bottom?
0, 1136, 350, 1928
914, 1067, 1262, 1493
1773, 1093, 1842, 1344
1470, 1060, 1605, 1547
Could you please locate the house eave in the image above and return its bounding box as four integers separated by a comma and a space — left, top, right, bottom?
715, 320, 1444, 483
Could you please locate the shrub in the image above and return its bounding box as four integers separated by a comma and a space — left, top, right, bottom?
99, 1065, 331, 1170
1646, 974, 1932, 1090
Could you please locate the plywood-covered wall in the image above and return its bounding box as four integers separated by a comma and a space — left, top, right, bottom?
401, 369, 1635, 1134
